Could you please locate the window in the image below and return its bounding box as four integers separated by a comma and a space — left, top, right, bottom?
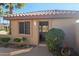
19, 22, 30, 34
39, 21, 48, 32
25, 22, 30, 34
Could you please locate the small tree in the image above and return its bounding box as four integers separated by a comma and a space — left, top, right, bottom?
45, 28, 65, 55
0, 3, 25, 34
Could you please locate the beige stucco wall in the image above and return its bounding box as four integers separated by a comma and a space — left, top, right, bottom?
11, 19, 49, 45
11, 20, 33, 44
75, 22, 79, 52
50, 19, 76, 48
11, 18, 78, 49
32, 20, 39, 45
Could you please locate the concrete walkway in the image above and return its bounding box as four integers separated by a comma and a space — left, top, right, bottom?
16, 44, 53, 56
0, 47, 19, 56
0, 31, 8, 35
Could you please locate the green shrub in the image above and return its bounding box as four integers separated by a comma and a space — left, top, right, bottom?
0, 37, 10, 43
22, 37, 28, 42
14, 37, 28, 42
45, 28, 65, 55
1, 43, 10, 47
14, 38, 22, 42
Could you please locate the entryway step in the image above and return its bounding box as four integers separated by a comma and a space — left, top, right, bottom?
39, 44, 46, 47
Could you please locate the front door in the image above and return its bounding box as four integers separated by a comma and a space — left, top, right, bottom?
39, 21, 48, 43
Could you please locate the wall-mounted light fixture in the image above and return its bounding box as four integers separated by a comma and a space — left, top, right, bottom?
34, 21, 36, 26
76, 19, 79, 23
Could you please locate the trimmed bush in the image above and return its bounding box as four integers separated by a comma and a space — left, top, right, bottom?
22, 37, 28, 42
0, 37, 10, 43
14, 38, 22, 42
14, 37, 28, 42
45, 28, 65, 55
1, 43, 10, 47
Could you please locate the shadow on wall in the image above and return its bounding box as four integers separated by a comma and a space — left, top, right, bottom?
53, 25, 76, 48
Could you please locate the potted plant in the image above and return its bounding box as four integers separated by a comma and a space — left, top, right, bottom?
61, 43, 71, 56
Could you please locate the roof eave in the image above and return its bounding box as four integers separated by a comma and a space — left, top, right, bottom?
3, 14, 79, 20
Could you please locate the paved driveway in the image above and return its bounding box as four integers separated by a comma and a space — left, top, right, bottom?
16, 44, 53, 56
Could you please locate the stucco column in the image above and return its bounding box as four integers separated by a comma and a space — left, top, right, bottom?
11, 20, 18, 38
32, 20, 39, 45
49, 20, 52, 30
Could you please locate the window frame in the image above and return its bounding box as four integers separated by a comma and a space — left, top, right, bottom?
19, 21, 30, 34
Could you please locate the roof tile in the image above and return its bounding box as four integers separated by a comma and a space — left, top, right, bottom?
3, 10, 79, 19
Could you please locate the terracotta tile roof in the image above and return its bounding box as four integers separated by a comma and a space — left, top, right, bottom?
3, 10, 79, 19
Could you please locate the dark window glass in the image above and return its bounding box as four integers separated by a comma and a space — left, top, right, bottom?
19, 22, 30, 34
25, 22, 30, 34
19, 22, 25, 34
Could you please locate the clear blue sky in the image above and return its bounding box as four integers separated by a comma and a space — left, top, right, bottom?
14, 3, 79, 13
